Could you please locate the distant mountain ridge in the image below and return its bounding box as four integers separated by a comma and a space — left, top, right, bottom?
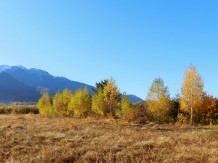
0, 65, 143, 103
2, 65, 95, 96
126, 94, 144, 103
0, 72, 41, 103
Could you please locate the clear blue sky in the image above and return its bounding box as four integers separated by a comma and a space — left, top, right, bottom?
0, 1, 218, 99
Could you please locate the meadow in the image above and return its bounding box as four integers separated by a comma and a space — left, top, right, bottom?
0, 114, 218, 163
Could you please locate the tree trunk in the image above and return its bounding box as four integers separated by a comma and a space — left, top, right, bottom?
190, 106, 193, 125
190, 87, 194, 125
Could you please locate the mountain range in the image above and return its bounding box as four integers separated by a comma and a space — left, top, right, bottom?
0, 65, 143, 103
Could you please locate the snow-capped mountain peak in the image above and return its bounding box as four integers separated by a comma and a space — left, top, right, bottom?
0, 65, 28, 73
0, 65, 50, 78
0, 65, 12, 72
16, 65, 27, 69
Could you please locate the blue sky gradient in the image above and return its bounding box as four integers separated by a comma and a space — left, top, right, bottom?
0, 1, 218, 99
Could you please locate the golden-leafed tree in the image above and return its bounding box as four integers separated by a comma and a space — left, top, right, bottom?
92, 87, 106, 116
201, 92, 217, 124
180, 65, 204, 125
103, 78, 120, 116
37, 92, 54, 115
53, 88, 73, 116
68, 87, 91, 117
121, 93, 134, 120
146, 77, 171, 123
92, 78, 120, 117
201, 93, 216, 113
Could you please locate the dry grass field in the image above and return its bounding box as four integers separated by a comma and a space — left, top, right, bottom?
0, 115, 218, 163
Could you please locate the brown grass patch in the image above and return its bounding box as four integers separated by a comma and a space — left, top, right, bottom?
0, 115, 218, 162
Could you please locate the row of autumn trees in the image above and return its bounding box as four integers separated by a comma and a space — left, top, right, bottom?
37, 78, 138, 121
37, 65, 218, 125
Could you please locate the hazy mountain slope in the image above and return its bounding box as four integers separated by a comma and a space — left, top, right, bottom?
0, 72, 41, 103
3, 66, 95, 95
0, 65, 143, 103
127, 94, 144, 103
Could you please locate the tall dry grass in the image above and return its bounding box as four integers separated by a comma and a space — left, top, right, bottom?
0, 115, 218, 162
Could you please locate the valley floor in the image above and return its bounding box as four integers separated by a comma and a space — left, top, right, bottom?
0, 115, 218, 163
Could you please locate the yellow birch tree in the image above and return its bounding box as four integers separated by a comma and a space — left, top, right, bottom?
53, 88, 73, 116
92, 88, 106, 116
180, 65, 204, 125
36, 92, 54, 115
68, 87, 91, 117
121, 93, 134, 120
103, 78, 120, 116
146, 77, 171, 123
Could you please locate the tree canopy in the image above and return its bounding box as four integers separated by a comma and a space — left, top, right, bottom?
180, 65, 204, 124
146, 77, 171, 123
36, 68, 218, 125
